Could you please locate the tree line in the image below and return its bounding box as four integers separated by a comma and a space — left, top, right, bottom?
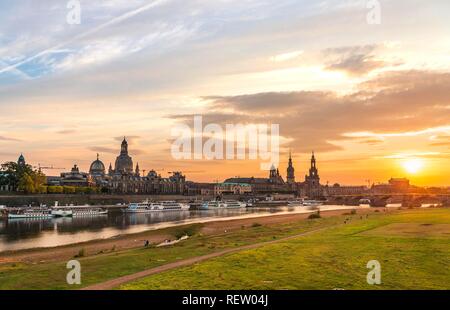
0, 161, 102, 194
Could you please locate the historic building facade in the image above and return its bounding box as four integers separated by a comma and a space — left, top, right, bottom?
89, 137, 186, 194
301, 152, 322, 199
60, 164, 94, 187
221, 151, 323, 198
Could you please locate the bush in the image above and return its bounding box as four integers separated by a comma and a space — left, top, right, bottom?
63, 186, 76, 194
308, 212, 321, 219
173, 226, 199, 239
47, 186, 63, 194
37, 185, 48, 194
74, 248, 85, 258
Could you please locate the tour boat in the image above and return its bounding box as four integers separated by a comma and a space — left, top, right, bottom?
8, 208, 53, 219
123, 201, 190, 213
200, 200, 246, 210
303, 200, 323, 208
72, 207, 108, 217
287, 200, 304, 207
51, 209, 73, 217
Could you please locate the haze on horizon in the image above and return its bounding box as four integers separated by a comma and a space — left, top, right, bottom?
0, 0, 449, 187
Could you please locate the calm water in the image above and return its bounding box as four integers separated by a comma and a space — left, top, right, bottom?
0, 204, 399, 252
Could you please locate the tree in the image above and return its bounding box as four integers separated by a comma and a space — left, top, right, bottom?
1, 161, 44, 193
18, 173, 35, 194
32, 170, 46, 192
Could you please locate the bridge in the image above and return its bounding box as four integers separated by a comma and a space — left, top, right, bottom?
325, 192, 450, 207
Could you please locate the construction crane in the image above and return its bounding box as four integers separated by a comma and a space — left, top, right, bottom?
168, 171, 205, 174
33, 164, 66, 171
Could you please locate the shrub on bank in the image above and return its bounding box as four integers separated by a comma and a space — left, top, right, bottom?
63, 186, 76, 194
308, 212, 321, 219
47, 186, 63, 194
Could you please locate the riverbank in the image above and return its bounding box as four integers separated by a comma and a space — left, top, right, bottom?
120, 207, 450, 290
0, 207, 393, 289
0, 207, 375, 264
2, 207, 446, 290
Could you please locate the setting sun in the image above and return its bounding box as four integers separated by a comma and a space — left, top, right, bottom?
402, 159, 424, 174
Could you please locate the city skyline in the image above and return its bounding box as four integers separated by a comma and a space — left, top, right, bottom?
1, 1, 450, 186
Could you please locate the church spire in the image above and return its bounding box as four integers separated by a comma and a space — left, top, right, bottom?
120, 136, 128, 155
135, 162, 140, 176
287, 149, 295, 184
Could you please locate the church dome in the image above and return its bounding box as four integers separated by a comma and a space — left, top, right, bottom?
147, 170, 157, 178
90, 154, 105, 176
113, 137, 134, 174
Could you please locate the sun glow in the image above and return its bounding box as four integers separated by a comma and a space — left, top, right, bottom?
402, 158, 424, 174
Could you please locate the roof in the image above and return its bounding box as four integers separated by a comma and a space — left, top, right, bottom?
224, 177, 270, 184
220, 182, 251, 186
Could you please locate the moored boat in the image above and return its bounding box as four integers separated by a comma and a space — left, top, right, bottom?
51, 209, 73, 217
8, 208, 53, 219
302, 200, 323, 207
72, 207, 108, 217
287, 199, 304, 207
200, 200, 246, 209
123, 200, 190, 213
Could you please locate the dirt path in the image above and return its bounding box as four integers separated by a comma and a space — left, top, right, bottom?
82, 226, 333, 290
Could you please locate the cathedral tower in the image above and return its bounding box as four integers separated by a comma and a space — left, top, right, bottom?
286, 150, 295, 184
304, 151, 321, 198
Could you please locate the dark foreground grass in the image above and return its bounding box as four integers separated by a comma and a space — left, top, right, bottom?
119, 208, 450, 290
0, 213, 346, 290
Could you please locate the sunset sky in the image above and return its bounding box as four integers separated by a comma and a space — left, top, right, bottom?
0, 0, 449, 186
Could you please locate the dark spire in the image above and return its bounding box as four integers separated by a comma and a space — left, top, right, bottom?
120, 136, 128, 155
18, 153, 26, 166
287, 150, 295, 183
135, 162, 140, 176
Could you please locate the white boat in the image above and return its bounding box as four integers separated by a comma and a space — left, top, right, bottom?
51, 209, 73, 217
123, 201, 190, 213
223, 200, 247, 208
72, 207, 108, 217
8, 209, 53, 219
287, 200, 303, 207
51, 201, 108, 217
303, 200, 323, 207
201, 200, 246, 209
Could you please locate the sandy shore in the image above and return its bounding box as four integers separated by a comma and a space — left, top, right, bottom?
0, 207, 389, 265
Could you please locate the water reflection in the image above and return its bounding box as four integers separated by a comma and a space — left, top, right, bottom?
0, 204, 404, 252
0, 208, 282, 252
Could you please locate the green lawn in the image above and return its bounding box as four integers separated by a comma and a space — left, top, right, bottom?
0, 212, 347, 290
119, 208, 450, 290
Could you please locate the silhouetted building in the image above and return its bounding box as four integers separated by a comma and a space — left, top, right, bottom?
286, 151, 295, 184
106, 137, 186, 194
60, 165, 93, 187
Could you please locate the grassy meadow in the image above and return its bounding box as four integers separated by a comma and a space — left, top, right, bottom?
0, 208, 448, 290
120, 208, 450, 290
